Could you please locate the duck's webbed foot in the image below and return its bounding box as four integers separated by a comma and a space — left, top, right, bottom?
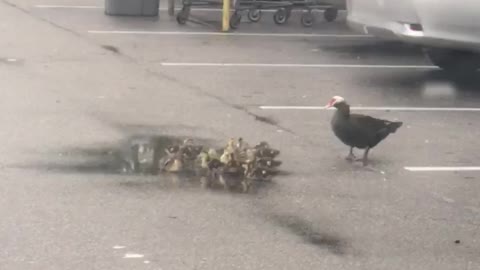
345, 147, 356, 161
355, 147, 370, 166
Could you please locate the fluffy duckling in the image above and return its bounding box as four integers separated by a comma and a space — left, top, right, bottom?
163, 139, 203, 172
247, 167, 276, 181
161, 152, 184, 172
220, 138, 237, 164
207, 148, 220, 160
196, 151, 212, 188
165, 139, 202, 159
165, 145, 180, 155
181, 139, 203, 161
196, 149, 227, 188
255, 157, 282, 169
255, 146, 280, 159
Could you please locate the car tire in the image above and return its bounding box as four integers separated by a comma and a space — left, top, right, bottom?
424, 48, 480, 73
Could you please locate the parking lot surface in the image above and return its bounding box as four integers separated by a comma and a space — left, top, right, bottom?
1, 1, 479, 269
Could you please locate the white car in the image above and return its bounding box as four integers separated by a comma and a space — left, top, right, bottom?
346, 0, 480, 72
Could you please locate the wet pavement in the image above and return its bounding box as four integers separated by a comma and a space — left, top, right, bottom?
0, 0, 479, 269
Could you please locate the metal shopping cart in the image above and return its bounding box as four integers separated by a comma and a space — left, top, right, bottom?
176, 0, 342, 29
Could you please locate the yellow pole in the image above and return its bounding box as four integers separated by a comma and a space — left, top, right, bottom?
168, 0, 175, 16
222, 0, 230, 32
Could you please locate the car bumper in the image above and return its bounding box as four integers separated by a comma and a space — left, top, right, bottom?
348, 17, 480, 53
346, 0, 480, 53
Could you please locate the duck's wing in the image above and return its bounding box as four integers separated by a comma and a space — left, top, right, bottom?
350, 114, 401, 142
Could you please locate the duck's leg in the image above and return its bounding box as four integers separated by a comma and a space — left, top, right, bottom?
346, 147, 356, 161
361, 147, 370, 166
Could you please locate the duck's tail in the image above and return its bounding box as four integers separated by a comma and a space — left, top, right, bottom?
388, 121, 403, 133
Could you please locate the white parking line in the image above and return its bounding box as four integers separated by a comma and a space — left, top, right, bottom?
35, 5, 209, 10
35, 5, 345, 13
160, 62, 434, 68
259, 106, 480, 111
88, 30, 369, 38
35, 5, 100, 9
405, 167, 480, 172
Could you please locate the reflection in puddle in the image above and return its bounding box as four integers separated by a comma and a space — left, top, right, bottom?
362, 70, 480, 106
118, 173, 274, 194
422, 81, 456, 99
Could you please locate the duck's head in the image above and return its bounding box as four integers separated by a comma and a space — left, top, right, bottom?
183, 138, 193, 145
325, 96, 346, 109
207, 148, 219, 159
198, 152, 209, 168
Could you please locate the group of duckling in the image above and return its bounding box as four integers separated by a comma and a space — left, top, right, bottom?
160, 138, 282, 192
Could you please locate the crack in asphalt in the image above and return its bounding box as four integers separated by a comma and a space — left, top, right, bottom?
2, 0, 298, 137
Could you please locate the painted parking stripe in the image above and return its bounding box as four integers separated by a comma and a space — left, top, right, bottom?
405, 167, 480, 172
160, 62, 435, 68
259, 106, 480, 112
35, 5, 214, 10
35, 5, 346, 13
35, 5, 101, 9
88, 30, 369, 38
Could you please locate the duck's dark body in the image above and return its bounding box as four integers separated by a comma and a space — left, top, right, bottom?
331, 109, 402, 149
330, 101, 402, 165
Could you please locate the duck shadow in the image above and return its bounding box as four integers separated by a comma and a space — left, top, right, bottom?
332, 158, 391, 174
267, 213, 350, 255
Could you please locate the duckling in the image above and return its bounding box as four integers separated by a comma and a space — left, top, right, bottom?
195, 150, 226, 188
199, 157, 227, 190
220, 138, 237, 164
238, 148, 256, 176
219, 140, 246, 188
161, 140, 192, 173
165, 145, 180, 155
161, 153, 183, 172
165, 139, 202, 171
236, 137, 250, 151
253, 141, 280, 159
236, 138, 258, 165
196, 151, 209, 169
256, 147, 280, 159
180, 139, 203, 160
207, 148, 220, 160
247, 167, 275, 181
225, 138, 236, 151
224, 153, 244, 174
245, 148, 257, 163
207, 157, 223, 170
220, 151, 231, 166
165, 139, 202, 158
183, 146, 203, 162
196, 151, 212, 188
254, 141, 270, 150
255, 157, 282, 169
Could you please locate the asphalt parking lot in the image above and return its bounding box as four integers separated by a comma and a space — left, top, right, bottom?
1, 0, 479, 269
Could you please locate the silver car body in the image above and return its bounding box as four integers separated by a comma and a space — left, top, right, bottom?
346, 0, 480, 52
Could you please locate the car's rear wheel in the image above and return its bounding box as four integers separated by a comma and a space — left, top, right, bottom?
424, 48, 480, 73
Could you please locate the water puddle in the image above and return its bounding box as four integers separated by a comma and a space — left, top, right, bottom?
20, 135, 286, 194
